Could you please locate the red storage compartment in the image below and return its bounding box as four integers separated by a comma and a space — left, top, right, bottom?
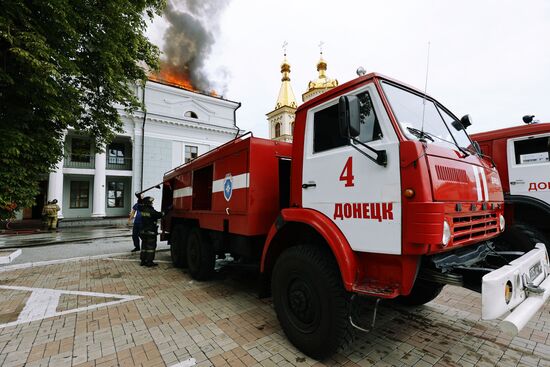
164, 136, 292, 236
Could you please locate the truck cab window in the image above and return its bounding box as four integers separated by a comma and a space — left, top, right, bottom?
313, 91, 381, 153
514, 136, 550, 165
313, 104, 347, 153
382, 82, 460, 151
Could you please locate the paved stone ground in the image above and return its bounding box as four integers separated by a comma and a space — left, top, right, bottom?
1, 253, 550, 367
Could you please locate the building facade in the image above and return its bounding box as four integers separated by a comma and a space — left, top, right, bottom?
36, 80, 240, 224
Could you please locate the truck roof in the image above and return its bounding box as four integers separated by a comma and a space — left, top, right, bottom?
296, 72, 434, 114
471, 122, 550, 142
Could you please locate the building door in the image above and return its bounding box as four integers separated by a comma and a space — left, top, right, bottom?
29, 180, 48, 219
301, 84, 402, 255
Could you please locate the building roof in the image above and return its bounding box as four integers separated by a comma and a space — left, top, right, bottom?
146, 78, 240, 105
274, 55, 297, 110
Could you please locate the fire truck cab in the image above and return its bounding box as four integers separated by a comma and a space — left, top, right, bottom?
160, 73, 550, 359
471, 122, 550, 249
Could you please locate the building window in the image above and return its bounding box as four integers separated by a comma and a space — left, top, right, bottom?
291, 122, 295, 135
275, 123, 281, 138
71, 138, 91, 162
185, 111, 198, 119
514, 136, 550, 165
70, 181, 89, 208
107, 181, 125, 208
108, 143, 125, 165
185, 145, 198, 163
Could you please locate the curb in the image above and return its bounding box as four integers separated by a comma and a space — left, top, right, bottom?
0, 249, 170, 272
0, 249, 22, 264
0, 234, 131, 250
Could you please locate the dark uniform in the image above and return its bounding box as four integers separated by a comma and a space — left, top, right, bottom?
139, 197, 163, 267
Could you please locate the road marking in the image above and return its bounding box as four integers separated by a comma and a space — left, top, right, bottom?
103, 258, 171, 263
0, 249, 169, 272
0, 249, 21, 264
17, 289, 61, 322
170, 358, 196, 367
0, 285, 142, 329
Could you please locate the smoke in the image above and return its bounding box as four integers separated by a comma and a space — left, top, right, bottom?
162, 0, 230, 93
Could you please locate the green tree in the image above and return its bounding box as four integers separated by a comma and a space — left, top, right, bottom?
0, 0, 165, 219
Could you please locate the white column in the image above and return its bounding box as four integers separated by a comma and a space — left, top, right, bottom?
47, 159, 64, 219
91, 149, 106, 217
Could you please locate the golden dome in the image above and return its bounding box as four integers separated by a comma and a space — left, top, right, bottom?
307, 52, 338, 90
275, 54, 297, 109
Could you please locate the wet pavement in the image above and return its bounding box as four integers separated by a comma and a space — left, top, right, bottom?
0, 227, 132, 249
1, 251, 550, 367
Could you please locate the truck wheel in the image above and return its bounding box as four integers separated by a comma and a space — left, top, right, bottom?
394, 280, 443, 307
170, 224, 189, 268
186, 228, 215, 280
495, 222, 549, 252
272, 245, 353, 359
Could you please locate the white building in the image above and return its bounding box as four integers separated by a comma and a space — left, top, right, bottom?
33, 80, 240, 225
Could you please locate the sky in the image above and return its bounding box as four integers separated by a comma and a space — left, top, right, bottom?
147, 0, 550, 138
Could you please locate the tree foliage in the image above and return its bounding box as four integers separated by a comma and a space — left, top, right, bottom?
0, 0, 165, 219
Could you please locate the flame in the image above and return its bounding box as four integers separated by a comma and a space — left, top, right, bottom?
148, 62, 220, 98
149, 63, 196, 91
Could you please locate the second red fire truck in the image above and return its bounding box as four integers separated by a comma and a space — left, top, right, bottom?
157, 72, 550, 359
471, 119, 550, 251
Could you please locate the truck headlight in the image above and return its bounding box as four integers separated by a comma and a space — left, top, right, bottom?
499, 215, 505, 231
505, 280, 513, 304
442, 220, 451, 246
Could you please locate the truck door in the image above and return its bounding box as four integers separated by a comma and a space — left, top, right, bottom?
508, 133, 550, 204
301, 84, 402, 254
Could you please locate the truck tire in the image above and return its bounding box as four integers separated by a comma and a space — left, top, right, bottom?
186, 228, 215, 280
272, 245, 353, 359
394, 280, 443, 307
495, 222, 549, 252
170, 224, 189, 268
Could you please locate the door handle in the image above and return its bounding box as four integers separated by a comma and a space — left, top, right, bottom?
302, 182, 317, 189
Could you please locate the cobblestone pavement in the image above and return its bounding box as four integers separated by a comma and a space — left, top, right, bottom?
1, 253, 550, 367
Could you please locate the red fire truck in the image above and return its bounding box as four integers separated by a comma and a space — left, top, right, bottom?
471, 120, 550, 249
157, 73, 550, 359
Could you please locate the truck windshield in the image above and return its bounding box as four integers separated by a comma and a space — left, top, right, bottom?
382, 82, 475, 153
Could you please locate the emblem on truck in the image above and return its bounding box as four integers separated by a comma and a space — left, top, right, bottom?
223, 173, 233, 201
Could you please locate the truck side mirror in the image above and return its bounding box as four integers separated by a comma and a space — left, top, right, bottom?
338, 95, 361, 138
473, 141, 481, 154
460, 114, 473, 129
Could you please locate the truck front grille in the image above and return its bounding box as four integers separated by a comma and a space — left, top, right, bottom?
452, 213, 498, 245
435, 165, 468, 183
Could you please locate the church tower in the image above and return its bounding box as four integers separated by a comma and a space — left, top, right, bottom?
302, 50, 339, 102
266, 51, 297, 143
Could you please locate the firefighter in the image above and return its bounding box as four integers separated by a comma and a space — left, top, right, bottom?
128, 192, 144, 252
139, 196, 164, 267
42, 199, 60, 231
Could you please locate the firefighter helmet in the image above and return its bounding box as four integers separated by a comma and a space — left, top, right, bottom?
143, 196, 154, 205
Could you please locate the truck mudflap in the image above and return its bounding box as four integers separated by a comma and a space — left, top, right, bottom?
482, 243, 550, 334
